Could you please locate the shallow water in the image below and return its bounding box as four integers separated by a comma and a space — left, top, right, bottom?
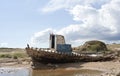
0, 68, 29, 76
0, 68, 103, 76
32, 69, 103, 76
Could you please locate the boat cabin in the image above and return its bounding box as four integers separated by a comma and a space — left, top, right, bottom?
49, 34, 72, 53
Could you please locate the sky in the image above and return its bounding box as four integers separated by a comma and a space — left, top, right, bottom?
0, 0, 120, 48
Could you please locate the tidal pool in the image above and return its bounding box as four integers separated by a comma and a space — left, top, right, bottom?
0, 68, 103, 76
0, 68, 30, 76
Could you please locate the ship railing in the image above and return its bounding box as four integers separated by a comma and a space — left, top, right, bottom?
34, 48, 57, 54
29, 47, 85, 57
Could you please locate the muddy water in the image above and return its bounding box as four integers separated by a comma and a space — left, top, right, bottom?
0, 68, 103, 76
32, 69, 103, 76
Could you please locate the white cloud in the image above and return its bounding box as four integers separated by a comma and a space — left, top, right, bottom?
42, 0, 111, 13
0, 43, 8, 47
69, 0, 120, 40
41, 0, 81, 13
31, 0, 120, 47
30, 28, 56, 47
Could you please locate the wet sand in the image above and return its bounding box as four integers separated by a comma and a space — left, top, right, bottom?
0, 58, 120, 76
32, 69, 103, 76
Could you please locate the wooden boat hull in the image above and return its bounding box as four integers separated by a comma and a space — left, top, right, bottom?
26, 47, 115, 64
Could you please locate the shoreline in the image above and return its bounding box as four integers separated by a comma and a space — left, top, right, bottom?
0, 57, 120, 76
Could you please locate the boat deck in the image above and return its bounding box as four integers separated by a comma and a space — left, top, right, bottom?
26, 47, 115, 64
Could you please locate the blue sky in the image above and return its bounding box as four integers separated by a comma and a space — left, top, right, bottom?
0, 0, 120, 48
0, 0, 75, 47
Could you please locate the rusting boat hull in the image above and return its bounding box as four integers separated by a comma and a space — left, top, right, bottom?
26, 47, 114, 64
26, 47, 83, 64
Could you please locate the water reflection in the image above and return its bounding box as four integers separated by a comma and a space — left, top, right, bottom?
32, 69, 103, 76
0, 68, 103, 76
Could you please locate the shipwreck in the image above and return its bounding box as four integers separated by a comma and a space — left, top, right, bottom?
26, 34, 115, 66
